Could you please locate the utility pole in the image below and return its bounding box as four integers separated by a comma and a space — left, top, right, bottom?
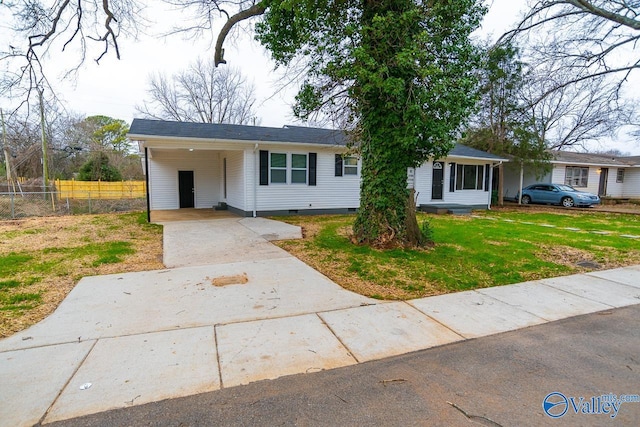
38, 87, 49, 194
1, 109, 13, 190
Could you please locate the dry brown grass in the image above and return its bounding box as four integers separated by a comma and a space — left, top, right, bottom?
278, 239, 416, 300
0, 212, 163, 337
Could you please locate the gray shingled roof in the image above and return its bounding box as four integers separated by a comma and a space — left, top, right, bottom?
129, 119, 505, 160
449, 144, 506, 160
621, 156, 640, 164
550, 150, 637, 166
129, 119, 347, 146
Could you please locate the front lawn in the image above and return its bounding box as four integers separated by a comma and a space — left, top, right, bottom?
0, 212, 163, 337
274, 209, 640, 300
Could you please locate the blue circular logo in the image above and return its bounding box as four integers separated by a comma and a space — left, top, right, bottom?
543, 392, 569, 418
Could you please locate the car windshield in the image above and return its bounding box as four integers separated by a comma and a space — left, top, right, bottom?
556, 185, 576, 192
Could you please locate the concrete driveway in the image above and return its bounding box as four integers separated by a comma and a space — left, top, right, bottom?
1, 216, 640, 426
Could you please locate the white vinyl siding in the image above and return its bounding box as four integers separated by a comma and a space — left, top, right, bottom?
222, 150, 245, 211
255, 147, 359, 211
622, 169, 640, 198
148, 150, 221, 210
603, 168, 624, 197
552, 166, 599, 195
414, 159, 490, 207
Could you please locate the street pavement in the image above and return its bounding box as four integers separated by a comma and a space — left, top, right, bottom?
1, 217, 639, 426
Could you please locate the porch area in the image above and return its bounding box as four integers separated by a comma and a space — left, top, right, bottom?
420, 204, 483, 215
150, 208, 238, 223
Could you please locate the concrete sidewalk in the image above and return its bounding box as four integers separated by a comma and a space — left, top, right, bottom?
50, 304, 640, 427
1, 217, 639, 426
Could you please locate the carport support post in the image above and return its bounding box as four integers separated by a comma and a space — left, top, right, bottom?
518, 162, 524, 205
145, 147, 151, 222
253, 143, 258, 218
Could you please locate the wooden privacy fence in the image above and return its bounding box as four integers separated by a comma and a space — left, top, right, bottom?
56, 179, 146, 199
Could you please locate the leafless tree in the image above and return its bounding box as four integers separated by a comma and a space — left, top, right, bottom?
136, 58, 259, 125
1, 0, 144, 111
503, 1, 640, 96
522, 65, 636, 150
499, 1, 640, 146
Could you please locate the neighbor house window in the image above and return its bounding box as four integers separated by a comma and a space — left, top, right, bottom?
291, 154, 308, 184
455, 164, 484, 190
617, 168, 625, 183
565, 166, 588, 187
270, 153, 287, 183
344, 156, 358, 175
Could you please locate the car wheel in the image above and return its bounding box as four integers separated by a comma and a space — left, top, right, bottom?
521, 195, 531, 204
561, 197, 575, 208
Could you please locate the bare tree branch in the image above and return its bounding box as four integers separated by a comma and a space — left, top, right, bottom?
214, 2, 266, 66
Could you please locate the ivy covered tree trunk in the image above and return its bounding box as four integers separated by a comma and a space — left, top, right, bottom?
352, 0, 427, 247
354, 132, 413, 246
253, 0, 485, 247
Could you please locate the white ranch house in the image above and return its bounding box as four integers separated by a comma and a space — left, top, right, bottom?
128, 119, 507, 218
503, 151, 640, 201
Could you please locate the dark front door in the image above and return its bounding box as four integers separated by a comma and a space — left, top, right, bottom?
178, 171, 195, 208
432, 161, 444, 200
598, 168, 608, 196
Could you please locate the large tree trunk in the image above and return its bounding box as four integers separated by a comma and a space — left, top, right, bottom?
352, 0, 424, 248
354, 132, 418, 247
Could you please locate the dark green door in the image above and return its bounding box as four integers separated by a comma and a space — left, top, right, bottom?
432, 162, 444, 200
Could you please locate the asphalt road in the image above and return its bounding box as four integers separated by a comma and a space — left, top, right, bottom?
47, 304, 640, 427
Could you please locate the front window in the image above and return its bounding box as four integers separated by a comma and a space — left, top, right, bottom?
617, 168, 625, 183
565, 166, 588, 187
456, 164, 484, 190
344, 156, 358, 175
270, 153, 287, 184
291, 154, 307, 184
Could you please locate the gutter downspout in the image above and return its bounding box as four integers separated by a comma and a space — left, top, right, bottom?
253, 143, 258, 217
488, 161, 503, 210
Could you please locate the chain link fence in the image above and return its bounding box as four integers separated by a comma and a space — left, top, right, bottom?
0, 191, 146, 219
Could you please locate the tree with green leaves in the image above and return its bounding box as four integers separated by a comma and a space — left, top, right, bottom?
254, 0, 486, 247
78, 152, 122, 181
79, 116, 131, 153
464, 42, 550, 204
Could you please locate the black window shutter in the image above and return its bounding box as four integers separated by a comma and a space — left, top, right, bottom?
335, 154, 343, 176
484, 164, 490, 191
449, 162, 456, 192
309, 153, 317, 186
259, 150, 269, 186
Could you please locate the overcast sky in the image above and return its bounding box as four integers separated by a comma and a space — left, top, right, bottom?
4, 0, 639, 154
43, 0, 525, 125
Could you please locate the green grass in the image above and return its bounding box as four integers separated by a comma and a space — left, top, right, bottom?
0, 292, 42, 311
0, 211, 163, 335
42, 241, 135, 266
276, 210, 640, 299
